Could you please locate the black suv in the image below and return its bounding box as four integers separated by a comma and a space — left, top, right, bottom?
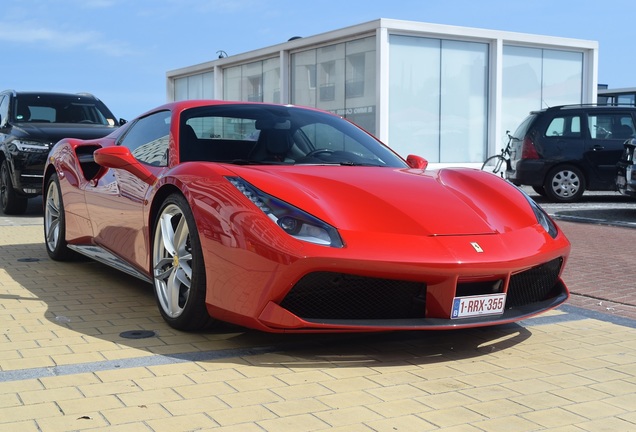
505, 104, 636, 202
0, 90, 124, 214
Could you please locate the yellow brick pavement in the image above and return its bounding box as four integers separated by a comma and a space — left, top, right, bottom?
1, 225, 636, 431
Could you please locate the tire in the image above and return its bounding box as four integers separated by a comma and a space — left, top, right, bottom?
152, 193, 213, 331
544, 165, 586, 203
481, 155, 507, 177
532, 186, 547, 197
0, 160, 28, 215
43, 174, 76, 261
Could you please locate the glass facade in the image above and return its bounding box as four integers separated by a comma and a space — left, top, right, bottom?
167, 21, 594, 165
291, 37, 376, 134
388, 35, 488, 163
223, 58, 281, 103
502, 46, 583, 140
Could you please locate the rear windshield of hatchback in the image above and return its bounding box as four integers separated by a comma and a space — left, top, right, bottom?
512, 114, 535, 140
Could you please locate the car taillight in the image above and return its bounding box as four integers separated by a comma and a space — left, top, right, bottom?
521, 136, 539, 160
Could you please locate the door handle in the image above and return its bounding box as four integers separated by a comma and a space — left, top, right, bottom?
592, 145, 605, 151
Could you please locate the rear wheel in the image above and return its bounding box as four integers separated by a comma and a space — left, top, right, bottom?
481, 155, 507, 177
544, 165, 586, 202
0, 160, 28, 215
152, 193, 213, 331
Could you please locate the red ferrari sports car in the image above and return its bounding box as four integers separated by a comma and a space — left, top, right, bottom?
43, 100, 570, 332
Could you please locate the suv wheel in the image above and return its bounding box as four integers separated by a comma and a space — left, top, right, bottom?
544, 165, 586, 203
0, 160, 29, 215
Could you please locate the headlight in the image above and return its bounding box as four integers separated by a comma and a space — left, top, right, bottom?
518, 187, 558, 238
12, 139, 51, 153
226, 176, 344, 248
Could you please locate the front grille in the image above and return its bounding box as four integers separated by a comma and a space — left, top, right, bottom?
506, 257, 563, 308
279, 272, 427, 320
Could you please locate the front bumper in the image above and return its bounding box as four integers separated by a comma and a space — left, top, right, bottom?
203, 222, 571, 333
617, 162, 636, 196
7, 146, 49, 196
258, 257, 569, 331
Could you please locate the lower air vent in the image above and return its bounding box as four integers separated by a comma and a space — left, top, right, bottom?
280, 272, 427, 320
506, 257, 563, 308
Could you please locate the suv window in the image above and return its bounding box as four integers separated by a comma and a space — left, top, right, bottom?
545, 115, 581, 137
588, 114, 635, 140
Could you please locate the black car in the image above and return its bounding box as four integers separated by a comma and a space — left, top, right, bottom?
0, 90, 124, 214
616, 138, 636, 197
505, 104, 636, 202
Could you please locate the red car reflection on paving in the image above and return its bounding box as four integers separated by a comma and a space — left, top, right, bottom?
43, 100, 570, 332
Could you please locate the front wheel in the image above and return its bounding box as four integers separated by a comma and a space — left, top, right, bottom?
152, 193, 213, 331
481, 155, 508, 177
0, 160, 28, 215
544, 165, 586, 202
44, 174, 76, 261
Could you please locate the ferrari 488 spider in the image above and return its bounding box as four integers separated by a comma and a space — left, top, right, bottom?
43, 100, 570, 332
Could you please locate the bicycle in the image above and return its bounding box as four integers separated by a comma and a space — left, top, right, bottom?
481, 131, 515, 177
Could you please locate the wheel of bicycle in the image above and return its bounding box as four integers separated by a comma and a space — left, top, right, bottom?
481, 155, 507, 176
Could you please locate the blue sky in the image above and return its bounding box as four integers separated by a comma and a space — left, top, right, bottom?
2, 0, 633, 120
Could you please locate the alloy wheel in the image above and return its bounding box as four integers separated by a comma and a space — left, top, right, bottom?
153, 203, 193, 319
44, 179, 61, 252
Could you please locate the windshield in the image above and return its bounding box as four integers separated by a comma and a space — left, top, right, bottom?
179, 104, 407, 167
14, 94, 118, 126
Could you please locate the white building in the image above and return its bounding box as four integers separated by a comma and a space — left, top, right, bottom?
166, 18, 598, 167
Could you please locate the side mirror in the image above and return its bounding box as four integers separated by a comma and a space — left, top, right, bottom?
119, 118, 127, 126
94, 146, 157, 184
406, 154, 428, 170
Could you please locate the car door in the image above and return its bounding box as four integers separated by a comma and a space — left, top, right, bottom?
84, 110, 171, 271
584, 111, 636, 189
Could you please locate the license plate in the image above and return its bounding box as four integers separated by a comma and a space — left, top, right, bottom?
451, 293, 506, 319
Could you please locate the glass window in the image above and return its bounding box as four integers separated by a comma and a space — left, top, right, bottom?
618, 94, 635, 106
174, 72, 214, 101
588, 114, 635, 140
14, 94, 117, 126
439, 39, 488, 163
389, 35, 441, 160
389, 35, 488, 162
179, 104, 405, 166
291, 50, 317, 107
543, 50, 583, 107
545, 116, 581, 137
502, 46, 543, 141
291, 37, 376, 134
502, 46, 583, 141
120, 110, 171, 166
263, 58, 281, 103
223, 58, 279, 103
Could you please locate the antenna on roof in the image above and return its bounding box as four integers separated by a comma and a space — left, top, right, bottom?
216, 50, 228, 59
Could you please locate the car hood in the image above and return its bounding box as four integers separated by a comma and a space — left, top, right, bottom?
225, 165, 535, 236
11, 123, 117, 143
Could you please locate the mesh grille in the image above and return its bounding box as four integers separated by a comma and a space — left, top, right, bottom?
506, 257, 563, 308
280, 272, 427, 320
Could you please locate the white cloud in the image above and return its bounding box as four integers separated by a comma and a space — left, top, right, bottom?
0, 21, 135, 57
